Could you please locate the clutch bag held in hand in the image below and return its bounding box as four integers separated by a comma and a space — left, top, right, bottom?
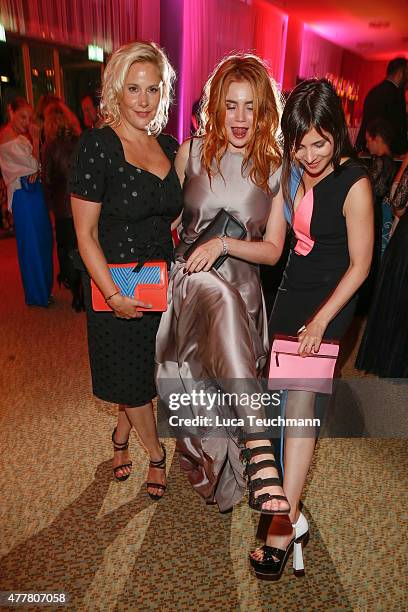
268, 335, 339, 394
91, 261, 168, 312
183, 208, 247, 270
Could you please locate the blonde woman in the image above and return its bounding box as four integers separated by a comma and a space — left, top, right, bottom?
70, 42, 182, 497
43, 102, 83, 310
156, 54, 289, 514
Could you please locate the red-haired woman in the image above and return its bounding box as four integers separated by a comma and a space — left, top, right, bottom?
156, 54, 289, 514
43, 102, 83, 310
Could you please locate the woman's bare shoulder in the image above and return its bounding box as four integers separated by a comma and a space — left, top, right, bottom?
0, 126, 16, 145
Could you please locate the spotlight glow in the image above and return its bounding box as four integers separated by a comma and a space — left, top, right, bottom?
88, 44, 104, 62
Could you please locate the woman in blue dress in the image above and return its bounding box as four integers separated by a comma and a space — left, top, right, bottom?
0, 97, 53, 306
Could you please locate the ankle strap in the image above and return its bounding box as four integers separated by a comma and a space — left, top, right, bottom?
241, 445, 275, 462
245, 459, 278, 477
112, 428, 129, 451
149, 444, 166, 468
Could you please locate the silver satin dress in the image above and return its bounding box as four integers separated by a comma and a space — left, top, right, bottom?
156, 138, 281, 511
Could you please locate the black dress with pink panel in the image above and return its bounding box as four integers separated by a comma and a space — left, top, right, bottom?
269, 159, 369, 341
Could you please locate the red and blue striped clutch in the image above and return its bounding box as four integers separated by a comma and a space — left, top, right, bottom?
91, 261, 168, 312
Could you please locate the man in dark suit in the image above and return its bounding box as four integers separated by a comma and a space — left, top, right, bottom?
356, 57, 408, 155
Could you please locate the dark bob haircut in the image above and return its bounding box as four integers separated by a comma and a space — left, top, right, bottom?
366, 118, 395, 151
281, 78, 354, 217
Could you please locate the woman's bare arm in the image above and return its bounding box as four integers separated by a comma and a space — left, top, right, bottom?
184, 182, 287, 272
71, 196, 149, 318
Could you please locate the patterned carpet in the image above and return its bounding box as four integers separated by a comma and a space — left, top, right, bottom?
0, 236, 407, 611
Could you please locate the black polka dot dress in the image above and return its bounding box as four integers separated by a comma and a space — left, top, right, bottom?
70, 126, 182, 406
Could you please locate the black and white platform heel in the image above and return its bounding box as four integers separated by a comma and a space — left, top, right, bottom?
292, 512, 309, 577
249, 512, 309, 581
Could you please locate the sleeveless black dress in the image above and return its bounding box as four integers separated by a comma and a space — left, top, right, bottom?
70, 126, 183, 406
356, 164, 408, 377
270, 159, 369, 340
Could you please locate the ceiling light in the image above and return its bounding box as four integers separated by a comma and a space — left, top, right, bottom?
88, 45, 104, 62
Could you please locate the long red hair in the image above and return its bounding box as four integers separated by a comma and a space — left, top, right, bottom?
198, 54, 282, 194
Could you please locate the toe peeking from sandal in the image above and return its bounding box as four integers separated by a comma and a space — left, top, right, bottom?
249, 513, 309, 580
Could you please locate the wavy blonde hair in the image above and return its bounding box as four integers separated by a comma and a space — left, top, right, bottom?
198, 53, 282, 194
100, 41, 175, 135
44, 102, 81, 142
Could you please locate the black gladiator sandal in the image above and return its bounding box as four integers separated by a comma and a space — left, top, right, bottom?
146, 444, 167, 501
111, 428, 133, 482
241, 444, 290, 515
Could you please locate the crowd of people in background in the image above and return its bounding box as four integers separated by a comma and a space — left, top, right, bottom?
0, 90, 101, 309
0, 91, 100, 231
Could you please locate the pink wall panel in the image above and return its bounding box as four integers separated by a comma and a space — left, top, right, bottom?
299, 26, 343, 80
283, 16, 303, 91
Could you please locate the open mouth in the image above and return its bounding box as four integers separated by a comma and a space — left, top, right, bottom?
231, 127, 249, 139
305, 160, 320, 169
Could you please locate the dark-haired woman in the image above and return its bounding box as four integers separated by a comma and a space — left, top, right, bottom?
249, 79, 374, 580
365, 118, 396, 206
357, 119, 397, 312
0, 97, 53, 306
366, 119, 397, 253
356, 153, 408, 377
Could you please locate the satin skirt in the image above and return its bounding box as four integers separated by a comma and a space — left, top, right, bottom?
12, 183, 53, 307
156, 256, 269, 512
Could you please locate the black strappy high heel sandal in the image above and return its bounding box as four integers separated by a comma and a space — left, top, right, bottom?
146, 444, 167, 501
111, 428, 133, 482
241, 444, 290, 515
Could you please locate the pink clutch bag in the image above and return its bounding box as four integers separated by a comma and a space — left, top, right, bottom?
268, 335, 339, 394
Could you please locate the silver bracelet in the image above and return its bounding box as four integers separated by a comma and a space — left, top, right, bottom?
217, 234, 228, 257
